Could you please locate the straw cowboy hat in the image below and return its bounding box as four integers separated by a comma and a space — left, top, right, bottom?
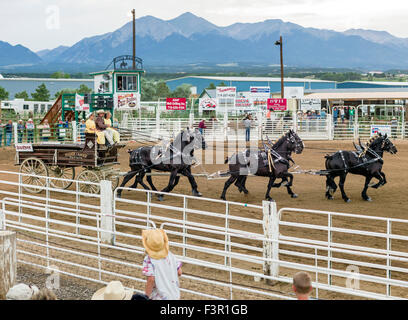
6, 283, 39, 300
142, 229, 169, 260
91, 281, 133, 300
96, 109, 106, 114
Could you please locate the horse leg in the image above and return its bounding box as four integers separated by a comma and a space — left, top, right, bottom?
170, 176, 181, 191
338, 173, 351, 202
325, 174, 337, 200
265, 176, 276, 201
134, 171, 150, 190
183, 168, 202, 197
220, 175, 238, 200
117, 170, 138, 198
380, 172, 387, 186
282, 172, 297, 198
362, 175, 374, 201
145, 170, 157, 191
235, 176, 249, 194
371, 171, 385, 189
159, 170, 178, 201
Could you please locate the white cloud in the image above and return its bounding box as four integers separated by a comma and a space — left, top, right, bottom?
0, 0, 407, 51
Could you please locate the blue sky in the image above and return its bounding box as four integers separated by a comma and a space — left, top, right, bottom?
1, 0, 407, 51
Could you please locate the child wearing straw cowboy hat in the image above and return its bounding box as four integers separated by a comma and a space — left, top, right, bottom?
142, 229, 182, 300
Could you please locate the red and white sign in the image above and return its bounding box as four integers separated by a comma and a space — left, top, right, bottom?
235, 98, 252, 109
216, 87, 236, 99
75, 94, 89, 112
199, 98, 218, 111
114, 93, 140, 110
15, 143, 33, 152
267, 99, 287, 111
166, 98, 186, 110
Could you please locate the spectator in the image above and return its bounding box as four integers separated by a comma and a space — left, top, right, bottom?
198, 119, 206, 135
79, 119, 86, 142
40, 119, 51, 142
92, 280, 133, 300
340, 107, 345, 123
142, 229, 182, 300
113, 117, 120, 129
57, 121, 66, 142
243, 116, 252, 142
0, 119, 3, 147
31, 288, 58, 300
391, 117, 398, 139
6, 283, 39, 300
332, 107, 338, 125
320, 108, 327, 120
17, 120, 25, 143
26, 119, 35, 143
292, 271, 312, 300
349, 108, 355, 123
5, 120, 13, 146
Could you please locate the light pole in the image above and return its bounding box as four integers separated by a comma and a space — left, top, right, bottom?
131, 9, 136, 69
275, 36, 284, 99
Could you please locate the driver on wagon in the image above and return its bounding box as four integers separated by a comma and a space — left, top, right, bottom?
85, 112, 105, 145
95, 109, 115, 147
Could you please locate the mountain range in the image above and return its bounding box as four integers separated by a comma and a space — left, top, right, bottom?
2, 12, 408, 72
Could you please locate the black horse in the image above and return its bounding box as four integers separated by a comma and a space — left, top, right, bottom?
324, 133, 397, 202
220, 130, 304, 201
117, 128, 205, 200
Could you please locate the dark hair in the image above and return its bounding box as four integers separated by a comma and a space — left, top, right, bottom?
131, 293, 149, 300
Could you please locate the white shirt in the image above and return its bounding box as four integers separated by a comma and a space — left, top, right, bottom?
244, 119, 251, 128
142, 252, 181, 300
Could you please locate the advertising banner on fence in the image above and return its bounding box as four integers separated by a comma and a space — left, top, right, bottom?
371, 125, 392, 137
216, 87, 236, 99
250, 86, 270, 98
267, 98, 287, 111
114, 92, 140, 110
284, 87, 304, 99
300, 99, 321, 111
166, 98, 186, 110
75, 94, 89, 112
199, 98, 217, 112
235, 98, 252, 109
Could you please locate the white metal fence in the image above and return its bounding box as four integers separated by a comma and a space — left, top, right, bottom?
1, 171, 408, 299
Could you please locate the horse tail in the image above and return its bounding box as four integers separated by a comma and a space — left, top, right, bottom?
224, 157, 230, 164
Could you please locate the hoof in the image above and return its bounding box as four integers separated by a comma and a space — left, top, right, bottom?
265, 197, 274, 202
243, 190, 249, 195
238, 189, 243, 193
326, 195, 334, 200
157, 195, 164, 201
363, 197, 372, 202
220, 196, 226, 201
291, 194, 298, 198
281, 181, 288, 186
192, 191, 202, 197
116, 193, 122, 199
344, 198, 351, 203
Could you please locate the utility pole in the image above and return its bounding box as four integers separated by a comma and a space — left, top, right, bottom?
132, 9, 136, 69
275, 36, 284, 99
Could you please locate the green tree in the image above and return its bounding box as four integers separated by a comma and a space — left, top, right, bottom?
170, 84, 192, 99
141, 78, 156, 101
218, 81, 227, 87
206, 83, 216, 89
0, 86, 9, 100
76, 84, 93, 94
31, 83, 50, 101
54, 88, 76, 99
156, 81, 171, 99
51, 71, 70, 79
14, 90, 29, 100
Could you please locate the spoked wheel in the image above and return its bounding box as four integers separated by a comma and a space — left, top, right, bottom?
77, 170, 101, 194
19, 157, 49, 194
104, 173, 120, 191
48, 166, 75, 190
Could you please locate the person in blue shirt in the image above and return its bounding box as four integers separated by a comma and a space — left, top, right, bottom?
332, 107, 338, 125
5, 120, 13, 146
17, 120, 25, 143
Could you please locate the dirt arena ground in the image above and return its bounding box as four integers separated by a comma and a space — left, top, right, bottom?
1, 139, 407, 299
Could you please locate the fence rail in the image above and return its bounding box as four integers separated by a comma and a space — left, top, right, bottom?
0, 171, 408, 299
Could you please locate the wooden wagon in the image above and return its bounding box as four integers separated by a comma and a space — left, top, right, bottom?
15, 133, 125, 194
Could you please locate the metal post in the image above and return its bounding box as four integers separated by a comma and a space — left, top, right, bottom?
132, 9, 136, 69
71, 121, 77, 143
0, 231, 17, 300
13, 123, 17, 145
262, 200, 279, 283
100, 180, 115, 244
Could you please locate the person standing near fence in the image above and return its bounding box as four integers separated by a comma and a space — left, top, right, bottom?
5, 120, 13, 146
244, 115, 252, 142
79, 119, 86, 142
26, 119, 34, 143
332, 107, 338, 126
0, 119, 4, 147
198, 119, 206, 135
142, 229, 182, 300
40, 119, 51, 142
17, 120, 25, 143
391, 117, 398, 139
349, 108, 355, 123
57, 121, 66, 142
292, 271, 313, 300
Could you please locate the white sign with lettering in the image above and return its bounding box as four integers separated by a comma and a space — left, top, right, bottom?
15, 144, 33, 152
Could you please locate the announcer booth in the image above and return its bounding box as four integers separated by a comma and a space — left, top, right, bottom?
61, 55, 144, 121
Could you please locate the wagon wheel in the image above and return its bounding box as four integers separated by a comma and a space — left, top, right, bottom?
105, 173, 120, 191
19, 157, 49, 194
48, 166, 75, 190
77, 170, 101, 194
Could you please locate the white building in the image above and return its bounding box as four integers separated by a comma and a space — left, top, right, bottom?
0, 99, 55, 115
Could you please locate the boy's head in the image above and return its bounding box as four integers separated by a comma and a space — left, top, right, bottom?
292, 271, 312, 299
